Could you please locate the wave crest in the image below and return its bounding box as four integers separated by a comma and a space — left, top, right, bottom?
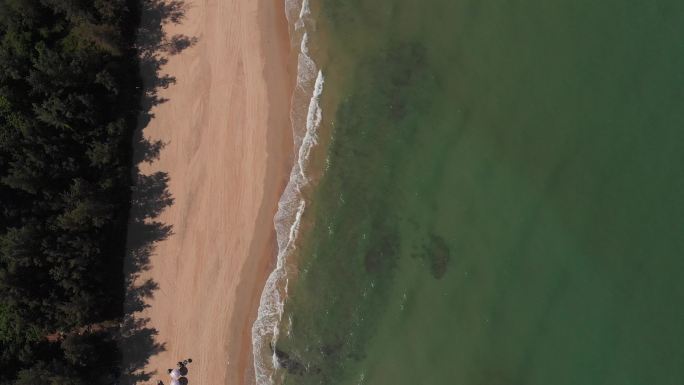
251, 1, 324, 384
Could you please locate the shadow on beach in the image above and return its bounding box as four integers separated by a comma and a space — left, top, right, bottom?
118, 0, 198, 384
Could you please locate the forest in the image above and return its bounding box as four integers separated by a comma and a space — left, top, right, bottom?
0, 0, 143, 383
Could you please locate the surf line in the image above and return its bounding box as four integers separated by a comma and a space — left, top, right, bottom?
251, 1, 325, 384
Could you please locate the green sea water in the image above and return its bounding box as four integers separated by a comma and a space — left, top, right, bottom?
275, 1, 684, 384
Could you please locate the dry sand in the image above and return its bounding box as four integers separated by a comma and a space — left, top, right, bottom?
124, 0, 293, 384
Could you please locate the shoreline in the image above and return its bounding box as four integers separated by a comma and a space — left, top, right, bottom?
123, 0, 294, 384
250, 0, 332, 382
231, 0, 296, 384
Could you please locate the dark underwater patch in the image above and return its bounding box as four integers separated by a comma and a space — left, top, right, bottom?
271, 343, 307, 376
421, 234, 451, 279
364, 231, 400, 274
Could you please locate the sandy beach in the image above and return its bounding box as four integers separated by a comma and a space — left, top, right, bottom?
123, 0, 293, 384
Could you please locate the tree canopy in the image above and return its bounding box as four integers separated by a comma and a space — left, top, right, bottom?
0, 0, 141, 383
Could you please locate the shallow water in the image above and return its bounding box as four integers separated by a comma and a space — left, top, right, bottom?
270, 1, 684, 384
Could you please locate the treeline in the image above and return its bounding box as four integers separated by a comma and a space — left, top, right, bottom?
0, 0, 141, 383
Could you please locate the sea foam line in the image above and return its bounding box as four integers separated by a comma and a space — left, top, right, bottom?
251, 1, 324, 384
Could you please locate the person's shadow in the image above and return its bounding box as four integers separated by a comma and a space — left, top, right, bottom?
118, 0, 198, 384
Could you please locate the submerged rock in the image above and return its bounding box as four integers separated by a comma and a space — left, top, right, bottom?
423, 234, 451, 279
271, 343, 306, 376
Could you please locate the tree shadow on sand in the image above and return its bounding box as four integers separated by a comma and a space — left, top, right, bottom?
118, 0, 197, 384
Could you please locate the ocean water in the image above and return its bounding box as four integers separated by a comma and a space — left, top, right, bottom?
255, 0, 684, 384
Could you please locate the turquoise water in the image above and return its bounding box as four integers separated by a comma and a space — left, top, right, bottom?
274, 1, 684, 384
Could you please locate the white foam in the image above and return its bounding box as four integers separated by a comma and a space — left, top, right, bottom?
295, 0, 310, 30
251, 1, 325, 384
298, 70, 324, 180
296, 33, 316, 87
299, 0, 311, 21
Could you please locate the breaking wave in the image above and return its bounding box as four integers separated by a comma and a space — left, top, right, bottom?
252, 1, 324, 384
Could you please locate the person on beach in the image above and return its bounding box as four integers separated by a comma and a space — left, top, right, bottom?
177, 358, 193, 367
